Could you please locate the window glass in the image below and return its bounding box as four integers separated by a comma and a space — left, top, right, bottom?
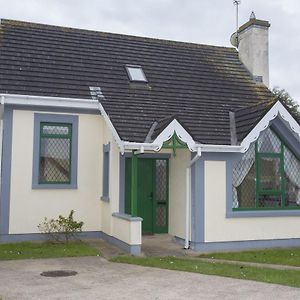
39, 123, 72, 184
232, 127, 300, 210
126, 65, 147, 82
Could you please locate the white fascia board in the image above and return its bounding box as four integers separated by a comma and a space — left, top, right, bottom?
0, 93, 99, 110
241, 101, 300, 153
97, 102, 125, 154
197, 144, 243, 152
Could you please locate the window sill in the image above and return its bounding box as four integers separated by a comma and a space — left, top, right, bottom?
227, 209, 300, 218
32, 183, 77, 189
101, 195, 110, 202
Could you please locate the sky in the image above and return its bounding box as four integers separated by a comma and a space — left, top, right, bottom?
0, 0, 300, 104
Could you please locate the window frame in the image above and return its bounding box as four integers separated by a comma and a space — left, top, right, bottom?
101, 143, 110, 201
32, 113, 78, 189
233, 128, 300, 211
125, 64, 148, 83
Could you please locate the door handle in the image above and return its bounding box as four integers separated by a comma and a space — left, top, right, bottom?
149, 192, 153, 201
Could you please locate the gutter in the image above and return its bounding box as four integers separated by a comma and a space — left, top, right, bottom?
0, 93, 99, 110
123, 141, 244, 153
184, 147, 202, 250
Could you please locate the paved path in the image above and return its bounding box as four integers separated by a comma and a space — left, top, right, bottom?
0, 257, 299, 300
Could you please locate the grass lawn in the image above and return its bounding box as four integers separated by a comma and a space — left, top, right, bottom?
111, 256, 300, 288
198, 248, 300, 267
0, 241, 100, 260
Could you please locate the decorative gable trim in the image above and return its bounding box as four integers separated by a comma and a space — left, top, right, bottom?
152, 119, 196, 152
241, 101, 300, 153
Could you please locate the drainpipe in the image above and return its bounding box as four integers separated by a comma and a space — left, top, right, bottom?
184, 147, 202, 250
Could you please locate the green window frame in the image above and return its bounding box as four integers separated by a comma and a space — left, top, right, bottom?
39, 122, 72, 184
233, 128, 300, 211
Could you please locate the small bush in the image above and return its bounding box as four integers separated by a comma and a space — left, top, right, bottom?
38, 210, 84, 243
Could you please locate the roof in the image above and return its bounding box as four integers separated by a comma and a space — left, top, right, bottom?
0, 19, 276, 145
234, 100, 274, 142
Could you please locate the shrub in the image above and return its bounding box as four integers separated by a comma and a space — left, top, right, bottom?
38, 210, 84, 243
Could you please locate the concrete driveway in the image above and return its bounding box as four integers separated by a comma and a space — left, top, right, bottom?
0, 257, 299, 300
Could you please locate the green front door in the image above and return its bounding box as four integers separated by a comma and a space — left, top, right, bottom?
125, 158, 168, 234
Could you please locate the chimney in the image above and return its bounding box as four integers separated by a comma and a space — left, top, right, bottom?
237, 12, 271, 87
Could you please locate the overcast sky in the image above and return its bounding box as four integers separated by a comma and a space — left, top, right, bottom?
1, 0, 300, 104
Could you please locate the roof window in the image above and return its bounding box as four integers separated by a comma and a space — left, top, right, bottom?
125, 65, 147, 82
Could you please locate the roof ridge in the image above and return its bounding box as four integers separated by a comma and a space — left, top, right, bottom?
0, 18, 236, 52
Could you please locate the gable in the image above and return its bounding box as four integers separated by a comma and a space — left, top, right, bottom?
240, 101, 300, 153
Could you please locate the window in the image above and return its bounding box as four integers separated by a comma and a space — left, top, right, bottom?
39, 123, 72, 184
32, 114, 78, 189
101, 143, 110, 201
125, 65, 147, 82
233, 127, 300, 210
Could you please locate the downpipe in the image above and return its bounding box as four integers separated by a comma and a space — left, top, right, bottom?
184, 147, 202, 250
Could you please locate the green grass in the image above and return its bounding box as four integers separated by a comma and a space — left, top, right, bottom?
198, 248, 300, 267
0, 241, 100, 260
111, 256, 300, 288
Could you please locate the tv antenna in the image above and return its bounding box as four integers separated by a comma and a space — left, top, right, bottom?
231, 0, 241, 48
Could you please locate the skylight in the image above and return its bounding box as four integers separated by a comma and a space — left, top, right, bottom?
125, 65, 147, 82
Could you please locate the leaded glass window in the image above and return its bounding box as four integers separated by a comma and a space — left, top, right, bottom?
39, 122, 72, 184
233, 127, 300, 209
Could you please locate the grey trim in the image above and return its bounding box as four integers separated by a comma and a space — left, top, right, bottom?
175, 235, 300, 252
0, 230, 141, 255
0, 231, 103, 243
6, 104, 100, 115
191, 152, 241, 243
112, 212, 143, 222
32, 113, 78, 189
0, 107, 13, 234
119, 153, 126, 213
101, 143, 110, 201
119, 152, 171, 213
191, 153, 205, 244
101, 231, 141, 255
271, 118, 300, 159
227, 209, 300, 218
229, 111, 237, 145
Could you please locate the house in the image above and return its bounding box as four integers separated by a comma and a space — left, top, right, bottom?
0, 16, 299, 255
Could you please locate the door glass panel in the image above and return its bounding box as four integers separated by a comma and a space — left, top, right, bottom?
260, 157, 281, 191
155, 160, 168, 229
156, 206, 167, 227
155, 160, 167, 203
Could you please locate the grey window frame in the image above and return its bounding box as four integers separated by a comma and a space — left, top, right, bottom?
101, 143, 110, 201
32, 113, 78, 189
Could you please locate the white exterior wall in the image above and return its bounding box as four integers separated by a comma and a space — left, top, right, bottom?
168, 149, 190, 239
112, 215, 141, 245
8, 109, 121, 235
204, 160, 300, 242
100, 121, 121, 237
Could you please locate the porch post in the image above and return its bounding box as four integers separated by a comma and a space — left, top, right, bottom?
131, 151, 138, 217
